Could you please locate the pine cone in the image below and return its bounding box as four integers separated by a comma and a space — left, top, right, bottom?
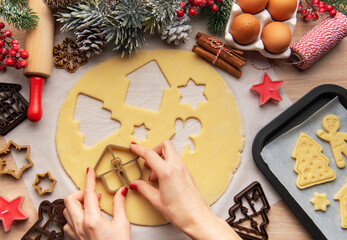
161, 15, 192, 45
75, 24, 107, 58
43, 0, 83, 8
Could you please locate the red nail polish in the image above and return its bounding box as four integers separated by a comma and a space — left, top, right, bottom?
131, 142, 137, 144
121, 187, 128, 197
86, 167, 90, 173
129, 183, 137, 190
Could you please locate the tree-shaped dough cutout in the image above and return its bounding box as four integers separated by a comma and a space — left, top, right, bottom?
170, 118, 201, 155
125, 61, 170, 111
178, 79, 207, 109
292, 133, 336, 189
74, 94, 121, 147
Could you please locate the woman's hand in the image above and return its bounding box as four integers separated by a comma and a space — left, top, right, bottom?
63, 168, 131, 240
130, 140, 241, 240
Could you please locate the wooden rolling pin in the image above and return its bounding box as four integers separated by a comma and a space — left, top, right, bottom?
23, 0, 55, 122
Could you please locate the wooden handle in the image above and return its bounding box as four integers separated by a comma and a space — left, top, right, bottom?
23, 0, 55, 121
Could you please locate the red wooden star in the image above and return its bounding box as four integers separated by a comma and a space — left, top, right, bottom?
250, 73, 283, 105
0, 196, 28, 232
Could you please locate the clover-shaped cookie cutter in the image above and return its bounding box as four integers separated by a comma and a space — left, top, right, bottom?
22, 199, 67, 240
94, 145, 142, 193
32, 172, 57, 195
0, 140, 33, 179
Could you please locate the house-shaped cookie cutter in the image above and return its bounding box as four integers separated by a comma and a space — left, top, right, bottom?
94, 145, 142, 193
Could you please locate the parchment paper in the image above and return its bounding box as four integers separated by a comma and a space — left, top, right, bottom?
2, 18, 292, 239
261, 97, 347, 240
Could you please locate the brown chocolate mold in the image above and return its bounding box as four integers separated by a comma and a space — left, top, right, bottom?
226, 181, 270, 240
0, 140, 33, 179
22, 199, 67, 240
53, 37, 88, 73
32, 172, 57, 195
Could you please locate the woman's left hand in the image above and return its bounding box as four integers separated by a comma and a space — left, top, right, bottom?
63, 168, 131, 240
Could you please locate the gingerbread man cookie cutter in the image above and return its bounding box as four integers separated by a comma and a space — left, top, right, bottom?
0, 140, 33, 179
94, 144, 142, 193
32, 172, 57, 195
317, 114, 347, 168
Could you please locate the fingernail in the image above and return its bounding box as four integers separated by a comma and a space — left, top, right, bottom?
129, 183, 137, 190
131, 142, 137, 144
86, 167, 90, 174
121, 187, 128, 197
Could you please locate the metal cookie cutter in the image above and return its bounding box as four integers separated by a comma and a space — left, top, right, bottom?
94, 145, 143, 193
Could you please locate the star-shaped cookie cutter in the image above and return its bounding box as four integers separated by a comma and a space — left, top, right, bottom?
32, 172, 57, 195
53, 37, 88, 73
0, 140, 33, 179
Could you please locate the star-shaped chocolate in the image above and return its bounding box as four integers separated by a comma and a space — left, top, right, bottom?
250, 73, 283, 105
311, 192, 330, 211
0, 196, 28, 232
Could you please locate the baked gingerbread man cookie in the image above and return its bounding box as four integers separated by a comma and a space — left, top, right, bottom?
317, 114, 347, 168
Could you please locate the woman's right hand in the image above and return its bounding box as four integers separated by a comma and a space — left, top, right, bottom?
129, 140, 241, 240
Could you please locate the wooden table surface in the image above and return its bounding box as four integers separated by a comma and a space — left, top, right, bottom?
0, 17, 346, 239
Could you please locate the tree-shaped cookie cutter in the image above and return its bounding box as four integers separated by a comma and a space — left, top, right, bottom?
94, 145, 142, 193
0, 140, 33, 179
226, 181, 271, 240
32, 172, 57, 195
22, 199, 67, 240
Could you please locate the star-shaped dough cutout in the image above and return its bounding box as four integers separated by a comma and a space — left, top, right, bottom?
132, 124, 150, 142
178, 79, 207, 109
250, 73, 283, 105
32, 172, 57, 195
311, 192, 330, 211
0, 196, 28, 232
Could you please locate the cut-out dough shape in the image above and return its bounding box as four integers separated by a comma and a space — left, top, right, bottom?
170, 118, 202, 155
178, 79, 207, 109
132, 124, 149, 142
334, 183, 347, 228
292, 133, 336, 189
56, 50, 244, 226
310, 192, 330, 211
316, 114, 347, 168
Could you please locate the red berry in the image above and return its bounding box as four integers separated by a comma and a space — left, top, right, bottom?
211, 4, 218, 12
318, 7, 326, 14
0, 40, 3, 48
301, 9, 308, 16
3, 58, 14, 66
19, 60, 28, 68
0, 22, 4, 29
217, 0, 223, 2
20, 50, 29, 59
177, 9, 185, 18
4, 30, 12, 37
200, 0, 207, 7
312, 12, 319, 21
297, 4, 303, 12
304, 13, 314, 22
12, 45, 19, 52
195, 0, 203, 6
0, 49, 2, 54
325, 5, 333, 12
9, 50, 17, 57
179, 1, 186, 8
318, 1, 325, 8
312, 0, 319, 5
207, 0, 214, 7
0, 65, 6, 72
14, 62, 21, 69
2, 48, 9, 56
330, 9, 337, 17
11, 39, 19, 46
189, 7, 197, 16
0, 55, 4, 61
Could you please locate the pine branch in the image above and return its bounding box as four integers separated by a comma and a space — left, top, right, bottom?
206, 0, 233, 35
7, 0, 28, 7
323, 0, 347, 15
0, 0, 38, 31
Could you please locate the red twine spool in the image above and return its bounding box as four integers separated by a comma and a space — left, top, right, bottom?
290, 12, 347, 70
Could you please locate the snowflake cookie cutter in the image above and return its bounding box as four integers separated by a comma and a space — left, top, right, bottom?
53, 37, 88, 73
22, 199, 67, 240
0, 140, 33, 179
32, 172, 57, 195
226, 181, 270, 240
0, 83, 28, 136
94, 145, 142, 193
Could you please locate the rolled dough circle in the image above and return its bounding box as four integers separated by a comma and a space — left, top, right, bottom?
56, 50, 244, 225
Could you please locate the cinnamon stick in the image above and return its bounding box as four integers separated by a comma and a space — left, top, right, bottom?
192, 45, 242, 79
196, 36, 245, 69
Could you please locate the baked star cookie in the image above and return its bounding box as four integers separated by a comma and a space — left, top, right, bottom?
292, 133, 336, 189
310, 192, 330, 211
317, 114, 347, 168
334, 183, 347, 228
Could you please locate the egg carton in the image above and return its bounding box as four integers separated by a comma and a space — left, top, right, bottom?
224, 1, 299, 59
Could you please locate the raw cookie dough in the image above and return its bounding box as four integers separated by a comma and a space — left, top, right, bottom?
292, 133, 336, 189
334, 183, 347, 228
56, 50, 244, 225
310, 192, 330, 211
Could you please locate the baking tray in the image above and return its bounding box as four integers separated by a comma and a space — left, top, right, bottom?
252, 84, 347, 240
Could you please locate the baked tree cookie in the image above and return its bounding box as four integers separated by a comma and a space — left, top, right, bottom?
292, 133, 336, 189
317, 114, 347, 168
334, 183, 347, 228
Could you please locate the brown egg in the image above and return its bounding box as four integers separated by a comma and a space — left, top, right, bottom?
230, 14, 260, 45
261, 22, 292, 53
237, 0, 268, 14
267, 0, 298, 21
